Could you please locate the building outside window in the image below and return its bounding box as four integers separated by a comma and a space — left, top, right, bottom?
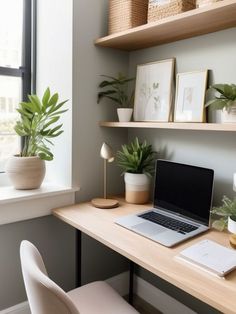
0, 0, 32, 173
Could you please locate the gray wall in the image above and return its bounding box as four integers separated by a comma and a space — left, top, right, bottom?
128, 27, 236, 313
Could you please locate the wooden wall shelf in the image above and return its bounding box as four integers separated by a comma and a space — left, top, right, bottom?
95, 0, 236, 51
99, 121, 236, 132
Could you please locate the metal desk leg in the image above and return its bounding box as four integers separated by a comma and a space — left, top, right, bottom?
76, 230, 82, 287
129, 261, 135, 305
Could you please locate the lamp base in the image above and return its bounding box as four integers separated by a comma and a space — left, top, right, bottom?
91, 198, 119, 209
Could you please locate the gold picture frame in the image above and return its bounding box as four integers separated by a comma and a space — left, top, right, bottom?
174, 70, 208, 123
134, 58, 175, 122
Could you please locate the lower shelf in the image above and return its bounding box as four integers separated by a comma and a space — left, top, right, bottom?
99, 121, 236, 132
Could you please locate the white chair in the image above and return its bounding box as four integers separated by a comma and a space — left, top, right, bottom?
20, 240, 139, 314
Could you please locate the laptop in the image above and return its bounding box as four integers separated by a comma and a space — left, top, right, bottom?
115, 160, 214, 247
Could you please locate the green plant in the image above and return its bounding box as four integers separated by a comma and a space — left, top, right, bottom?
205, 84, 236, 111
97, 73, 135, 107
15, 88, 68, 161
211, 195, 236, 231
116, 137, 156, 176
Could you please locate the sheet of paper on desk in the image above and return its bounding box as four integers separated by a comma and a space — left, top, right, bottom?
176, 239, 236, 277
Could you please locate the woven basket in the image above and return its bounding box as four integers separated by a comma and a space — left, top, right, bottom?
197, 0, 222, 8
148, 0, 196, 22
108, 0, 149, 34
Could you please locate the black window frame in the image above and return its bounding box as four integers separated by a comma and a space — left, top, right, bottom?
0, 0, 36, 173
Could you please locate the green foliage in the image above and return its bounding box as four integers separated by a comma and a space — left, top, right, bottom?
116, 138, 156, 176
211, 195, 236, 231
206, 84, 236, 110
15, 88, 68, 161
97, 73, 135, 108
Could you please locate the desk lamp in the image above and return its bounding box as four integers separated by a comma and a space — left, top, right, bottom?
91, 143, 119, 209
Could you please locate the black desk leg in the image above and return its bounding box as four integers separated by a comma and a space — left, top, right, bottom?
76, 230, 82, 287
129, 261, 135, 305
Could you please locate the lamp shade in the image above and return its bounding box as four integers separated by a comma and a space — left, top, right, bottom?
100, 143, 114, 162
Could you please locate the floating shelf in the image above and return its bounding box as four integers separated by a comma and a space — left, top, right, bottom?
99, 121, 236, 132
95, 0, 236, 51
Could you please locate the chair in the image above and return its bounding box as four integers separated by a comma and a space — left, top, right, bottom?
20, 240, 139, 314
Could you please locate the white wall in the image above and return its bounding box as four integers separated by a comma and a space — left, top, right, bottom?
37, 0, 73, 186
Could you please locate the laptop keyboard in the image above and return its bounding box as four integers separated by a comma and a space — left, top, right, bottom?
139, 211, 198, 234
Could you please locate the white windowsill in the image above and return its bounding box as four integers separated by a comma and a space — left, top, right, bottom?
0, 183, 80, 225
0, 183, 80, 204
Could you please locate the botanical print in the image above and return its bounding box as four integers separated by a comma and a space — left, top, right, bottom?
182, 87, 194, 112
134, 59, 174, 122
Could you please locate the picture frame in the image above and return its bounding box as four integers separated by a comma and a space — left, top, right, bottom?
174, 70, 208, 123
134, 58, 175, 122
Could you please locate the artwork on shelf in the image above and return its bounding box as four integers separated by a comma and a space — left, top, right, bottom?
174, 70, 208, 123
134, 58, 175, 122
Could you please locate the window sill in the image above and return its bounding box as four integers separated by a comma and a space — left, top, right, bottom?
0, 183, 80, 225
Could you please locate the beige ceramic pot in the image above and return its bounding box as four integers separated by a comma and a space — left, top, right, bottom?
5, 156, 46, 190
124, 172, 150, 204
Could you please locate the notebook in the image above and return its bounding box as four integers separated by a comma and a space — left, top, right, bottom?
176, 239, 236, 277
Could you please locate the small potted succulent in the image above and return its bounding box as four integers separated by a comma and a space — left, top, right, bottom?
5, 88, 68, 190
117, 137, 156, 204
97, 73, 135, 122
211, 195, 236, 232
205, 84, 236, 123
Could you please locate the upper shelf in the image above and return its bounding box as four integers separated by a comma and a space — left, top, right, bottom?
95, 0, 236, 51
99, 121, 236, 132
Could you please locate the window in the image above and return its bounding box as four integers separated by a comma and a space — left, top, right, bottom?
0, 0, 33, 172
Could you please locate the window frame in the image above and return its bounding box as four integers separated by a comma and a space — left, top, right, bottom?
0, 0, 36, 174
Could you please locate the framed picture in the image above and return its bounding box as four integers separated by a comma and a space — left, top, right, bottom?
134, 58, 175, 122
174, 70, 208, 122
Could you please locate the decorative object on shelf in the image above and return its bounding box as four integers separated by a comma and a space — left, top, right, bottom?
117, 137, 156, 204
134, 58, 175, 122
196, 0, 222, 8
5, 88, 68, 190
97, 73, 135, 122
174, 70, 208, 122
205, 84, 236, 123
108, 0, 149, 34
91, 143, 119, 209
148, 0, 196, 23
211, 195, 236, 232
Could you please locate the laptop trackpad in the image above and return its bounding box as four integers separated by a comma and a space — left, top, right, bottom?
132, 222, 165, 236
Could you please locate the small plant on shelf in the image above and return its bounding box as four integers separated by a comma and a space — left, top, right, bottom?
206, 84, 236, 111
97, 73, 135, 122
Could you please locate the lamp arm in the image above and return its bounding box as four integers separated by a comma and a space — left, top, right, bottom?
104, 159, 107, 199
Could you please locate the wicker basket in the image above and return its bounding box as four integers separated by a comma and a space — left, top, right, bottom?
108, 0, 149, 34
148, 0, 196, 22
196, 0, 222, 8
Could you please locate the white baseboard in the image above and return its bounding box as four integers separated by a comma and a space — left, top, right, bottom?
0, 302, 30, 314
2, 271, 196, 314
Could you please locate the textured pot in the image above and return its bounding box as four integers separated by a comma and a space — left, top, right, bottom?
117, 108, 133, 122
124, 172, 150, 204
221, 106, 236, 123
228, 216, 236, 234
5, 156, 46, 190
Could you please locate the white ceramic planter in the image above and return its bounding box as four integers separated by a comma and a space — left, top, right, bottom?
124, 172, 150, 204
221, 105, 236, 123
228, 216, 236, 234
117, 108, 133, 122
5, 156, 46, 190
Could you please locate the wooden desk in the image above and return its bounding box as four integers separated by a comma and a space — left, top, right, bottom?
53, 198, 236, 314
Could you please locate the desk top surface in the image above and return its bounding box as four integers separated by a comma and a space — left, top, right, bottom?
53, 198, 236, 314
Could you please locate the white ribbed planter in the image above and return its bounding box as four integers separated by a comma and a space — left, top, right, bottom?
117, 108, 133, 122
124, 172, 150, 204
5, 156, 46, 190
221, 105, 236, 123
228, 216, 236, 234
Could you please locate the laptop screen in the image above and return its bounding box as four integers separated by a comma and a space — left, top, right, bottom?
154, 160, 214, 225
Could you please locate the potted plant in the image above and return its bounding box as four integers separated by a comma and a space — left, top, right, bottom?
211, 195, 236, 232
205, 84, 236, 123
97, 73, 135, 122
117, 137, 156, 204
5, 88, 68, 190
